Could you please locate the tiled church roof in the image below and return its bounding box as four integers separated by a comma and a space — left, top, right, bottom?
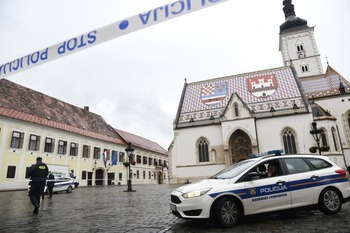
115, 128, 167, 155
175, 66, 308, 125
299, 65, 350, 99
0, 79, 124, 144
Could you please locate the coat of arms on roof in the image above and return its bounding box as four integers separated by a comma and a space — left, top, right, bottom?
247, 75, 278, 98
200, 82, 227, 106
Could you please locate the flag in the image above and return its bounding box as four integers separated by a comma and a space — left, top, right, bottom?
103, 150, 109, 168
164, 161, 169, 169
112, 151, 118, 166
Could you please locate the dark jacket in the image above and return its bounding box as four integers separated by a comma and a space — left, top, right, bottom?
27, 162, 49, 182
47, 173, 55, 187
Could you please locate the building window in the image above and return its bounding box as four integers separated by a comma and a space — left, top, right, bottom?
70, 142, 78, 156
6, 166, 16, 178
10, 131, 24, 149
93, 147, 101, 159
198, 138, 209, 162
331, 127, 339, 152
154, 158, 158, 166
143, 156, 147, 165
82, 171, 87, 180
119, 173, 123, 181
283, 128, 297, 154
130, 154, 135, 163
148, 157, 153, 166
234, 103, 239, 117
143, 171, 146, 179
137, 155, 142, 164
301, 65, 309, 72
28, 134, 40, 151
136, 170, 139, 179
44, 137, 55, 153
149, 171, 151, 179
320, 130, 328, 146
82, 145, 90, 158
58, 140, 67, 154
159, 159, 163, 166
119, 152, 125, 163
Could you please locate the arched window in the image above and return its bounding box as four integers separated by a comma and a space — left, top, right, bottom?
320, 129, 328, 146
198, 138, 209, 162
234, 103, 239, 117
331, 127, 339, 152
283, 128, 297, 154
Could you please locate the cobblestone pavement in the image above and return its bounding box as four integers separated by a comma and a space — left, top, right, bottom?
1, 184, 350, 232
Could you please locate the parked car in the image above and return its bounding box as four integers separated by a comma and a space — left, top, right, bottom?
170, 151, 350, 228
45, 177, 76, 194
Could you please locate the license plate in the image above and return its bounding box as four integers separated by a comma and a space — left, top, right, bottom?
170, 204, 177, 211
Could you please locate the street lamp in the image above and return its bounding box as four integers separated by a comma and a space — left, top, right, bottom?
124, 142, 135, 192
310, 121, 323, 155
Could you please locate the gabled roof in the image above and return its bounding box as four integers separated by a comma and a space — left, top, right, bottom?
115, 128, 168, 156
309, 102, 336, 121
0, 79, 124, 144
299, 65, 350, 99
175, 66, 308, 126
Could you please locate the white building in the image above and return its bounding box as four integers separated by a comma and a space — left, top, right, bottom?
0, 79, 168, 191
169, 0, 350, 184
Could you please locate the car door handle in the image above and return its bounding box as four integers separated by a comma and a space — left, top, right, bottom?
311, 175, 319, 180
276, 181, 285, 186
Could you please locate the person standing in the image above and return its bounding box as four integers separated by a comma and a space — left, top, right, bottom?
27, 157, 49, 214
47, 172, 55, 198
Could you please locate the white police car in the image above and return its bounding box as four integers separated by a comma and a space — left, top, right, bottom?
44, 177, 76, 194
170, 151, 350, 228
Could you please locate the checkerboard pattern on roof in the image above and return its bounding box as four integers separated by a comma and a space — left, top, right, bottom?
180, 67, 302, 116
301, 74, 350, 98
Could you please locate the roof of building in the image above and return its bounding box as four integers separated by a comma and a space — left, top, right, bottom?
309, 101, 336, 121
0, 79, 125, 144
299, 65, 350, 99
115, 128, 168, 156
174, 66, 308, 126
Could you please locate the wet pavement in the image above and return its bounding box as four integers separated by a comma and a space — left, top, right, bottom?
1, 184, 350, 232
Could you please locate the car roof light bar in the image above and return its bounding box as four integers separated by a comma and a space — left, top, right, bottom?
250, 150, 283, 158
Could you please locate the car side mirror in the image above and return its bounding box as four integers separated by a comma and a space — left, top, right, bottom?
248, 172, 260, 181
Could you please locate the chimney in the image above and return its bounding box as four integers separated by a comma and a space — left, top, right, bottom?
84, 106, 89, 112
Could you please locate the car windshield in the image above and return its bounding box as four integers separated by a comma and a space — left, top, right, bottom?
210, 159, 257, 179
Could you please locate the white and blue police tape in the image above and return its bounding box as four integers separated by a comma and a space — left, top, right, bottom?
0, 0, 229, 79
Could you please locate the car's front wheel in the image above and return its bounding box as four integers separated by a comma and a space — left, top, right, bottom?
67, 186, 73, 193
319, 187, 342, 214
212, 197, 240, 228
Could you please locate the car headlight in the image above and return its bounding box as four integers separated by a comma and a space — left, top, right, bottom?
182, 188, 212, 199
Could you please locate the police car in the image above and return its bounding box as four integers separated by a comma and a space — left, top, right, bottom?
44, 177, 76, 194
170, 151, 350, 228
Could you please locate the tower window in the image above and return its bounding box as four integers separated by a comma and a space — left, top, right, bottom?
301, 65, 309, 73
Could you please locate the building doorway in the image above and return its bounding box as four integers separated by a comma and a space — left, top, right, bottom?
229, 129, 252, 164
95, 169, 103, 185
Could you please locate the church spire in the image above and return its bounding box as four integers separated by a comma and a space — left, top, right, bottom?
280, 0, 307, 33
283, 0, 295, 19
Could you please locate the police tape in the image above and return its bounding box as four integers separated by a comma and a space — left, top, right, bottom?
0, 0, 229, 79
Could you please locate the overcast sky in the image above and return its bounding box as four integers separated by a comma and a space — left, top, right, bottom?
1, 0, 349, 149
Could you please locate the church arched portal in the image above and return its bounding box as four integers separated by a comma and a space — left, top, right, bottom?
229, 129, 252, 164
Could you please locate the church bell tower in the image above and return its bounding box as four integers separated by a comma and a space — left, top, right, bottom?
279, 0, 324, 78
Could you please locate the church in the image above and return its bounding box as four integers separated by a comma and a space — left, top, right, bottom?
168, 0, 350, 184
